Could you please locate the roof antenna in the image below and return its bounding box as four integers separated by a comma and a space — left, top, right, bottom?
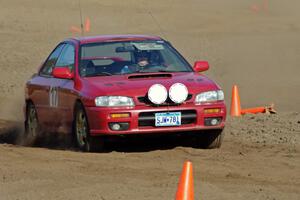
146, 8, 168, 40
148, 11, 167, 39
78, 0, 84, 36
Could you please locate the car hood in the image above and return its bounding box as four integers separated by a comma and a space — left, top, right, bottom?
81, 72, 220, 98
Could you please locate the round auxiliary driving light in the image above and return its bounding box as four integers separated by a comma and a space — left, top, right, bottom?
148, 84, 168, 104
211, 118, 218, 126
111, 123, 121, 131
169, 83, 188, 104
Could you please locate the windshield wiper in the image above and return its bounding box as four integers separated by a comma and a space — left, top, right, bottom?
119, 68, 191, 75
156, 69, 191, 73
156, 69, 174, 72
85, 72, 112, 77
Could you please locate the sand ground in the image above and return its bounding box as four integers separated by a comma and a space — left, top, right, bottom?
0, 0, 299, 199
0, 113, 299, 200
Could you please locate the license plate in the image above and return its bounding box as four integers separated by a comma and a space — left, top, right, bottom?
155, 112, 181, 127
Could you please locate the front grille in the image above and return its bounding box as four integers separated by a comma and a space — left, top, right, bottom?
138, 94, 193, 106
138, 110, 197, 127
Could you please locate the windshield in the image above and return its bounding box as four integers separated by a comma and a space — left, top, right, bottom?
79, 40, 192, 77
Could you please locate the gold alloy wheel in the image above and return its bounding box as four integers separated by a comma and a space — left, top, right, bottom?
76, 109, 88, 148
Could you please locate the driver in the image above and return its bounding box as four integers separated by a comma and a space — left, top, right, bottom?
136, 51, 150, 68
137, 56, 149, 67
121, 51, 151, 74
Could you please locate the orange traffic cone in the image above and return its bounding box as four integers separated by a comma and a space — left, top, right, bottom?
241, 107, 265, 115
241, 103, 276, 115
84, 17, 91, 32
175, 161, 194, 200
263, 0, 269, 12
230, 85, 242, 117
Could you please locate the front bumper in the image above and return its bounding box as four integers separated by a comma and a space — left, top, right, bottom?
85, 102, 226, 136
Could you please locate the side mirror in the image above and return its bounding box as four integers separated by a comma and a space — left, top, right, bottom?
52, 67, 74, 79
193, 61, 209, 72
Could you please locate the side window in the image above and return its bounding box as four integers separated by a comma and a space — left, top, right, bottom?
40, 44, 65, 76
55, 44, 75, 71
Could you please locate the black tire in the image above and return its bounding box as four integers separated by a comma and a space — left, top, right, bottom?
23, 103, 40, 146
74, 103, 104, 152
195, 129, 225, 149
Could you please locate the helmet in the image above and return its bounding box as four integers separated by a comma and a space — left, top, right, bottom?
135, 51, 150, 62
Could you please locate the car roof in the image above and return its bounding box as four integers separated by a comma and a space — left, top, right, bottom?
67, 34, 163, 45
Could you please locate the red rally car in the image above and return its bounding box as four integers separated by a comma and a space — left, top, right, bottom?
24, 35, 226, 151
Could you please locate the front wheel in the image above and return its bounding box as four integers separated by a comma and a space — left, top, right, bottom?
74, 104, 104, 152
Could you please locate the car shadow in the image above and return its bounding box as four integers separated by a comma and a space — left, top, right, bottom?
103, 134, 197, 153
0, 121, 199, 153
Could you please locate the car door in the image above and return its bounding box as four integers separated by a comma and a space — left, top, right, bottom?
52, 43, 77, 133
30, 43, 65, 128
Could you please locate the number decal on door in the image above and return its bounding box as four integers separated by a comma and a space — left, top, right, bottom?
49, 87, 58, 107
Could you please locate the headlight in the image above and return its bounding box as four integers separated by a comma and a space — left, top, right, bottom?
195, 90, 224, 103
95, 96, 134, 107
